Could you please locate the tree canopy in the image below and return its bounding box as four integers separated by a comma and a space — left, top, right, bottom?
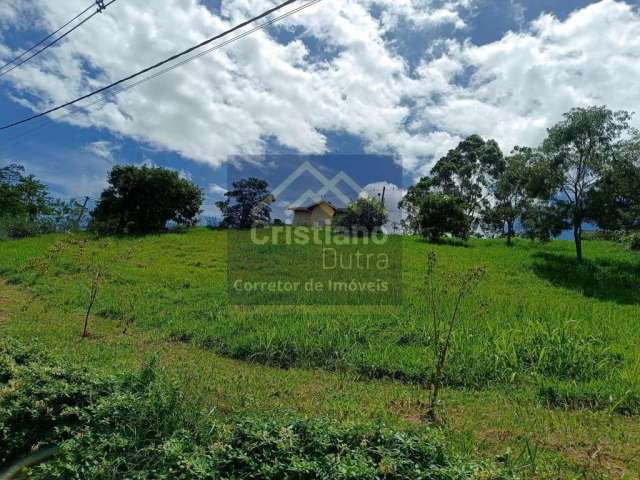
531, 106, 637, 262
335, 197, 388, 236
91, 165, 203, 234
215, 177, 273, 229
401, 134, 504, 241
0, 163, 50, 220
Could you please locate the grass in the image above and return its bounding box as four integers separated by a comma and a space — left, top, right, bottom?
0, 229, 639, 478
3, 340, 514, 479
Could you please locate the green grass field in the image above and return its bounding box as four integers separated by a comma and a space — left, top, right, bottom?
1, 229, 639, 478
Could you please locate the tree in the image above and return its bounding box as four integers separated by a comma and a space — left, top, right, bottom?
588, 136, 640, 233
91, 165, 203, 234
399, 176, 431, 234
401, 135, 504, 238
335, 197, 388, 236
0, 163, 50, 220
520, 203, 567, 242
215, 177, 273, 229
482, 147, 533, 245
430, 135, 504, 229
418, 193, 469, 243
534, 106, 636, 262
423, 252, 485, 422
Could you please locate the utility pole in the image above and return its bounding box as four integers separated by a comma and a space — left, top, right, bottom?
76, 196, 90, 227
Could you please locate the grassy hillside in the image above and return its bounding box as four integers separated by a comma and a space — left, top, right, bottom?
1, 229, 639, 477
0, 229, 638, 392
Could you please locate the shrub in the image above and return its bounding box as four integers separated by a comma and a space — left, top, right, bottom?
624, 231, 640, 251
538, 379, 640, 416
0, 339, 509, 479
418, 193, 470, 242
335, 197, 388, 236
0, 214, 56, 239
582, 230, 623, 242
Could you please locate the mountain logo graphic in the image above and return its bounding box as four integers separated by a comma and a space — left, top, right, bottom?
271, 161, 368, 208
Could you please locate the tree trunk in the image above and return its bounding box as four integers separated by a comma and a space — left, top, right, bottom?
506, 221, 514, 246
574, 223, 583, 263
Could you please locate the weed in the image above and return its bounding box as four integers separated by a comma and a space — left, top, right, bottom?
423, 251, 485, 421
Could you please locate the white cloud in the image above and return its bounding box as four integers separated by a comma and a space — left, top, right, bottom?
1, 0, 639, 180
0, 0, 472, 172
84, 140, 119, 160
510, 0, 526, 29
412, 0, 640, 157
208, 183, 227, 196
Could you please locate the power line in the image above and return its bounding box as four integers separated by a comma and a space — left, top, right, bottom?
0, 0, 322, 152
0, 0, 311, 131
0, 0, 118, 78
0, 2, 95, 74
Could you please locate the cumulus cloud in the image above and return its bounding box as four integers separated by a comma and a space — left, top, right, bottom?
0, 0, 639, 179
0, 0, 472, 171
413, 0, 640, 159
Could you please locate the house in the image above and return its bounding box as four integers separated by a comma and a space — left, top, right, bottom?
290, 201, 342, 227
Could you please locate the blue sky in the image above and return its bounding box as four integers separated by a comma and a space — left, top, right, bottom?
0, 0, 639, 219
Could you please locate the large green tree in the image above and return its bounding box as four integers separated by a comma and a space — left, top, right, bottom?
588, 136, 640, 232
533, 106, 636, 262
215, 177, 273, 229
418, 193, 469, 243
430, 134, 504, 227
400, 135, 504, 239
91, 165, 203, 234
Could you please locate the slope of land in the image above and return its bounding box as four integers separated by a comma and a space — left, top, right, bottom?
0, 229, 639, 478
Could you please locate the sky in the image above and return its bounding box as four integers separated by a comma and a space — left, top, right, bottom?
0, 0, 639, 218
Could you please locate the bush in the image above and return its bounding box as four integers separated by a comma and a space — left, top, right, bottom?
418, 194, 470, 242
0, 215, 56, 239
582, 230, 623, 242
538, 379, 640, 415
335, 197, 388, 236
624, 231, 640, 251
0, 339, 509, 479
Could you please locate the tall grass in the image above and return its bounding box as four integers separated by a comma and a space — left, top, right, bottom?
0, 229, 638, 413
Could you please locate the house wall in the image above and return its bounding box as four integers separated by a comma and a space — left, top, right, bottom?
292, 211, 312, 226
310, 204, 335, 227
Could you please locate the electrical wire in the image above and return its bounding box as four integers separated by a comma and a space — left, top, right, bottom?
0, 0, 117, 78
0, 0, 322, 151
0, 0, 313, 131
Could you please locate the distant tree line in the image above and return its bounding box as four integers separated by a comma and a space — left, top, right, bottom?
400, 106, 640, 262
2, 105, 638, 255
1, 164, 203, 238
0, 164, 89, 238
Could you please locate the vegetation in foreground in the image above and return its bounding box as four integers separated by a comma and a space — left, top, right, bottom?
0, 339, 509, 479
1, 267, 639, 478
